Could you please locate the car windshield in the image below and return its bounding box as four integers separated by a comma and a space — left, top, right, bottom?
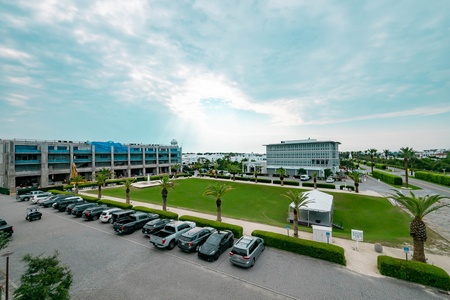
205, 234, 223, 246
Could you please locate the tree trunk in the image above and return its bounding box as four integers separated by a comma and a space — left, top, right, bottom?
355, 182, 359, 193
293, 210, 299, 238
98, 185, 102, 199
75, 184, 79, 195
126, 189, 130, 205
404, 160, 409, 188
162, 188, 168, 211
412, 238, 426, 262
216, 198, 222, 222
313, 178, 317, 189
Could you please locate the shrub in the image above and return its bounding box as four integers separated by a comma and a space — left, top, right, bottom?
252, 230, 346, 265
80, 195, 99, 203
179, 215, 243, 238
235, 176, 251, 182
378, 255, 450, 290
133, 206, 178, 220
415, 171, 450, 187
0, 187, 10, 195
273, 180, 300, 186
97, 199, 133, 210
256, 178, 272, 184
375, 164, 387, 170
372, 170, 403, 185
48, 189, 70, 195
302, 182, 336, 189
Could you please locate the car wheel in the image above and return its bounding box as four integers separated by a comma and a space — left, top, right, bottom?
250, 258, 255, 267
109, 218, 113, 224
195, 245, 200, 252
214, 252, 220, 261
168, 240, 176, 250
38, 216, 41, 220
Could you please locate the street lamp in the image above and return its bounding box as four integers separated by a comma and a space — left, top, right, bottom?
1, 251, 14, 300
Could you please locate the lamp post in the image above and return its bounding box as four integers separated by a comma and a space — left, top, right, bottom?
1, 251, 13, 300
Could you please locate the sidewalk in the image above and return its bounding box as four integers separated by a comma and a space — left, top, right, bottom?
81, 187, 450, 279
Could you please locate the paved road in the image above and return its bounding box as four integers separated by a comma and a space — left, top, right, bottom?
0, 195, 448, 300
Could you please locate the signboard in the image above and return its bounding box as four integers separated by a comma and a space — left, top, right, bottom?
403, 246, 410, 253
351, 229, 363, 241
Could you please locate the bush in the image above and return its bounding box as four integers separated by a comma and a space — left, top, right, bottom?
378, 255, 450, 290
339, 185, 355, 191
273, 180, 300, 186
48, 189, 70, 195
372, 170, 403, 185
179, 215, 243, 238
256, 178, 272, 184
133, 206, 178, 220
0, 187, 10, 195
302, 182, 336, 189
80, 195, 99, 203
97, 199, 133, 210
375, 164, 387, 170
415, 171, 450, 187
252, 230, 346, 265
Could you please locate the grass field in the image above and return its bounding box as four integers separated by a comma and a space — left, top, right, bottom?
90, 178, 414, 245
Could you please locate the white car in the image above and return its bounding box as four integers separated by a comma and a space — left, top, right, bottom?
31, 193, 52, 204
99, 208, 123, 223
326, 177, 335, 183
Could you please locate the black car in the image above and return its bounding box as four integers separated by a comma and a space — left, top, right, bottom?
82, 206, 108, 221
110, 210, 135, 224
72, 203, 98, 217
142, 218, 173, 236
52, 196, 79, 209
65, 201, 87, 214
178, 227, 217, 252
197, 230, 234, 261
43, 194, 73, 208
58, 198, 84, 212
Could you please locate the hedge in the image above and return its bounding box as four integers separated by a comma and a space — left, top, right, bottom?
415, 171, 450, 187
378, 255, 450, 290
375, 164, 387, 170
372, 170, 403, 185
302, 182, 336, 189
80, 195, 100, 203
0, 187, 10, 195
252, 230, 346, 266
256, 178, 272, 184
133, 206, 178, 220
273, 180, 300, 186
179, 215, 243, 238
97, 199, 133, 210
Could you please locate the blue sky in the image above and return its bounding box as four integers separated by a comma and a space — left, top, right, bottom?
1, 1, 449, 154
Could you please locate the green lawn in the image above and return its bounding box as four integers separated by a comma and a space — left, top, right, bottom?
91, 178, 412, 245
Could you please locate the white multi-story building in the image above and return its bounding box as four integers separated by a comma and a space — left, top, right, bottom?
264, 139, 340, 177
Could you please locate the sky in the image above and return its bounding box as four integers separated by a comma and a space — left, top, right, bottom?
1, 1, 449, 154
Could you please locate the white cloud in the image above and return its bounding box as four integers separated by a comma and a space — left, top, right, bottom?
5, 94, 29, 107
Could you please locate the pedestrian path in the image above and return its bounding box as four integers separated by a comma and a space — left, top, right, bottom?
81, 190, 450, 278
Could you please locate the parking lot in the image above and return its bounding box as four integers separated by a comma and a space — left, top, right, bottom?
0, 195, 447, 300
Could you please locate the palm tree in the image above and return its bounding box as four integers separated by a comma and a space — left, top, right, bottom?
70, 175, 85, 194
171, 164, 180, 178
253, 166, 261, 183
390, 190, 449, 263
399, 147, 416, 188
203, 183, 234, 222
95, 172, 108, 199
383, 149, 390, 164
98, 168, 113, 178
367, 149, 377, 174
228, 165, 240, 181
159, 174, 174, 211
348, 171, 361, 193
312, 172, 318, 189
124, 178, 136, 205
282, 190, 314, 238
276, 167, 287, 186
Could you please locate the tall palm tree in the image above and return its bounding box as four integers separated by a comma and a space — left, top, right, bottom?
159, 174, 174, 211
253, 166, 261, 183
367, 149, 377, 174
348, 171, 361, 193
399, 147, 416, 188
124, 178, 136, 205
390, 190, 449, 262
203, 183, 234, 222
70, 175, 85, 195
383, 149, 390, 164
95, 173, 108, 199
98, 168, 113, 178
228, 165, 240, 181
171, 164, 180, 178
276, 167, 287, 186
312, 172, 318, 189
282, 190, 314, 238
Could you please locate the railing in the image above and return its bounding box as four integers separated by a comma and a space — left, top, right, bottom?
15, 160, 41, 164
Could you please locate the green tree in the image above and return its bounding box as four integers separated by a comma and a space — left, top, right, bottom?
160, 174, 174, 211
14, 251, 72, 300
124, 178, 136, 205
282, 190, 314, 238
171, 164, 180, 177
297, 168, 307, 176
367, 148, 377, 174
95, 172, 108, 199
399, 147, 416, 188
228, 165, 240, 181
390, 191, 449, 263
348, 171, 361, 193
383, 149, 390, 164
69, 174, 85, 195
203, 183, 234, 222
253, 166, 261, 183
98, 168, 113, 178
276, 167, 287, 186
324, 169, 332, 178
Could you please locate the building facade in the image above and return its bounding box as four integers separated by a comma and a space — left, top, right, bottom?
0, 139, 182, 192
264, 139, 340, 177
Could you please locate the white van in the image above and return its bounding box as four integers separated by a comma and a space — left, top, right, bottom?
300, 175, 310, 181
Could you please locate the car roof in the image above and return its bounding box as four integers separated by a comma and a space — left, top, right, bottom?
234, 236, 257, 249
183, 227, 205, 236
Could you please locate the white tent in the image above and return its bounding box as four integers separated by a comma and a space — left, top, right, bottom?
288, 190, 334, 227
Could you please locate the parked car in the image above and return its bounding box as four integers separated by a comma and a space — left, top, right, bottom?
52, 196, 80, 210
229, 236, 265, 268
82, 206, 109, 221
99, 208, 123, 223
25, 207, 42, 222
113, 212, 159, 234
198, 230, 234, 261
142, 218, 173, 237
65, 200, 87, 214
178, 227, 217, 252
300, 175, 310, 181
72, 203, 98, 217
0, 219, 14, 237
30, 193, 52, 204
37, 194, 59, 205
58, 197, 84, 212
16, 190, 51, 201
42, 194, 73, 208
326, 177, 335, 183
110, 209, 135, 224
149, 221, 196, 249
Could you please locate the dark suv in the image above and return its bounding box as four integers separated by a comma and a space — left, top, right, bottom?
178, 227, 217, 252
58, 198, 84, 212
82, 206, 108, 221
72, 203, 98, 217
110, 210, 135, 224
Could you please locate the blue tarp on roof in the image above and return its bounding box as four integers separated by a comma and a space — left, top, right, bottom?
90, 141, 133, 153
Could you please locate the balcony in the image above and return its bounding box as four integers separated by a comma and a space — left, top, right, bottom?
15, 160, 41, 165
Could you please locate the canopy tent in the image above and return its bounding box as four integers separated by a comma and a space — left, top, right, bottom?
288, 190, 334, 227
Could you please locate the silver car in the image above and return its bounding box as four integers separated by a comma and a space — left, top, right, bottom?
229, 236, 265, 268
